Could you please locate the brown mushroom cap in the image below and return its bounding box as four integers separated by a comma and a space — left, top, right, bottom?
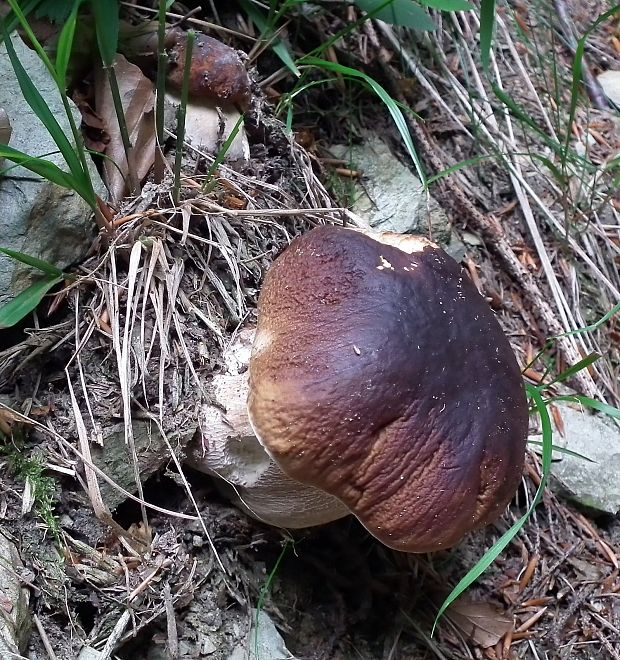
247, 226, 528, 553
167, 30, 252, 110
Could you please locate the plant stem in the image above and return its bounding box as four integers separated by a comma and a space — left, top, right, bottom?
154, 0, 169, 183
105, 64, 140, 196
172, 30, 194, 206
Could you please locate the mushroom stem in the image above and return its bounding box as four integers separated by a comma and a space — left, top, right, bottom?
186, 328, 349, 528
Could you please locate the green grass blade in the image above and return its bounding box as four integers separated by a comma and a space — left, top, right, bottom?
354, 0, 436, 30
0, 0, 42, 39
154, 0, 169, 181
425, 155, 492, 185
525, 386, 553, 502
55, 0, 83, 86
203, 114, 245, 193
548, 395, 620, 421
542, 301, 620, 344
433, 383, 551, 631
0, 248, 64, 276
0, 144, 87, 196
547, 352, 600, 386
563, 6, 620, 162
526, 440, 594, 463
418, 0, 473, 9
432, 512, 530, 633
302, 57, 426, 184
255, 541, 291, 659
6, 0, 58, 78
0, 275, 63, 328
173, 30, 195, 206
239, 0, 300, 76
2, 25, 84, 178
91, 0, 120, 67
479, 0, 496, 71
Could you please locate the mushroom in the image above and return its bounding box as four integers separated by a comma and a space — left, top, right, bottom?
190, 226, 528, 552
166, 29, 252, 111
164, 29, 251, 163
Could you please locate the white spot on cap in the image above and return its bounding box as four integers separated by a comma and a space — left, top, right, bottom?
376, 255, 394, 271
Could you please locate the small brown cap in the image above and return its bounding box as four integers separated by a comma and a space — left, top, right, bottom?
167, 30, 252, 110
248, 226, 528, 552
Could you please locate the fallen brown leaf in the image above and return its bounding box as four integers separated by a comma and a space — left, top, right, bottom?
447, 598, 513, 648
0, 405, 33, 436
95, 54, 156, 202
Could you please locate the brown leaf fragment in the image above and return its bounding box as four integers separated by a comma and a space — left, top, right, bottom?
0, 405, 33, 436
447, 599, 513, 648
95, 54, 156, 202
75, 98, 109, 153
550, 404, 565, 438
0, 108, 11, 146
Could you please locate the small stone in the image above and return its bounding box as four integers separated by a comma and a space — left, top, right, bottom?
200, 635, 217, 654
0, 34, 105, 307
531, 402, 620, 514
226, 610, 293, 660
328, 134, 460, 257
59, 514, 74, 529
0, 531, 30, 657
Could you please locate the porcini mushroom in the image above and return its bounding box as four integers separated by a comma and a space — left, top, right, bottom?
164, 28, 251, 162
247, 226, 528, 552
189, 226, 528, 553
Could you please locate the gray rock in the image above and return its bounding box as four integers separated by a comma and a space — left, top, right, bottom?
598, 70, 620, 108
329, 134, 460, 257
531, 402, 620, 514
227, 610, 293, 660
93, 420, 196, 510
0, 34, 104, 306
0, 529, 31, 657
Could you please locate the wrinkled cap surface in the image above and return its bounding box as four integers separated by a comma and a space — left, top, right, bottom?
248, 226, 528, 552
167, 30, 252, 110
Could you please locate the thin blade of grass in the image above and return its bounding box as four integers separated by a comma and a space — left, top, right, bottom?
255, 541, 291, 659
55, 0, 82, 86
563, 6, 620, 162
154, 0, 170, 182
239, 0, 300, 76
0, 144, 87, 196
302, 57, 426, 183
0, 0, 41, 40
91, 0, 120, 67
1, 1, 42, 39
526, 440, 595, 463
6, 0, 57, 79
173, 30, 195, 205
479, 0, 496, 71
547, 352, 600, 386
425, 155, 491, 185
2, 25, 84, 180
548, 395, 620, 420
433, 383, 552, 631
0, 248, 64, 276
202, 114, 245, 193
354, 0, 436, 30
418, 0, 473, 10
0, 275, 63, 328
